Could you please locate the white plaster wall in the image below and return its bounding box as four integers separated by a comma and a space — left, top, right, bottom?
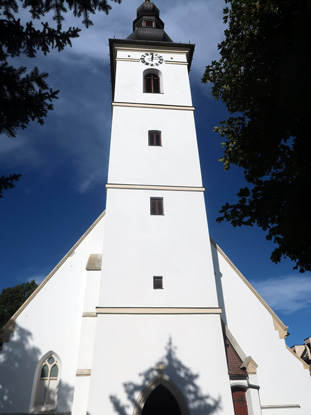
114, 50, 192, 106
211, 244, 311, 414
108, 106, 202, 187
0, 215, 105, 414
261, 409, 301, 415
87, 314, 235, 415
71, 317, 97, 415
83, 270, 101, 313
99, 189, 218, 307
75, 318, 97, 369
71, 260, 102, 414
71, 376, 91, 415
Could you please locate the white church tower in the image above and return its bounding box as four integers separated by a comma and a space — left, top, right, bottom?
74, 1, 236, 414
1, 2, 311, 415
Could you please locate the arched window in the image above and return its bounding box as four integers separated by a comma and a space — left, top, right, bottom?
30, 352, 60, 412
144, 70, 162, 93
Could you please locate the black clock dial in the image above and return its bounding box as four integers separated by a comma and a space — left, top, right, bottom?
140, 53, 164, 67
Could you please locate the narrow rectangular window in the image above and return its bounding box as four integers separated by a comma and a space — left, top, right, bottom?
153, 276, 163, 289
148, 130, 162, 146
150, 197, 164, 215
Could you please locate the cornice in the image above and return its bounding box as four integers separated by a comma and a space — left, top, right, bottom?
96, 307, 222, 315
106, 184, 204, 192
112, 102, 195, 111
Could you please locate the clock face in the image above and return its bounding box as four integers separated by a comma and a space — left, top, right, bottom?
140, 52, 164, 67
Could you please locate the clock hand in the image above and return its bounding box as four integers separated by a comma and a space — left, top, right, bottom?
151, 53, 154, 62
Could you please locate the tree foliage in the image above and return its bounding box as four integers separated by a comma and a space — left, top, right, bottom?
0, 280, 38, 328
0, 0, 121, 194
0, 173, 21, 197
203, 0, 311, 272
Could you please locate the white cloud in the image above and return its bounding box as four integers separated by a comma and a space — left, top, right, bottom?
251, 275, 311, 314
1, 0, 227, 192
64, 0, 226, 71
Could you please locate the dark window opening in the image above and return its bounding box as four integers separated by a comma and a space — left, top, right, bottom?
145, 20, 155, 27
153, 276, 163, 289
149, 130, 162, 146
145, 74, 160, 93
142, 385, 181, 415
150, 197, 164, 215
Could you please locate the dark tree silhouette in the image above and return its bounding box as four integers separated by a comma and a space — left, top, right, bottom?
0, 280, 38, 328
203, 0, 311, 272
0, 0, 121, 196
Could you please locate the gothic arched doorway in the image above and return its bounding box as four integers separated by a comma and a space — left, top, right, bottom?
134, 377, 189, 415
142, 385, 182, 415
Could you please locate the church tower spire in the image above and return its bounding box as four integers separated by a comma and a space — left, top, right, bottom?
127, 1, 172, 42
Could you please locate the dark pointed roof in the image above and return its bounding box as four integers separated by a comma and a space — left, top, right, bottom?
127, 1, 172, 42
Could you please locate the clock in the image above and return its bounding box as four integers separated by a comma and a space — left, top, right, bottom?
140, 52, 164, 67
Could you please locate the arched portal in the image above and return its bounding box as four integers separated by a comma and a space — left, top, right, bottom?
134, 377, 189, 415
142, 385, 182, 415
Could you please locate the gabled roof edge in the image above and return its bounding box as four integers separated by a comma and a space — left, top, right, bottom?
223, 322, 247, 362
211, 237, 289, 339
286, 345, 311, 372
1, 211, 106, 338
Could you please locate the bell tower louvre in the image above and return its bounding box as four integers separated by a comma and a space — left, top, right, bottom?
0, 2, 310, 415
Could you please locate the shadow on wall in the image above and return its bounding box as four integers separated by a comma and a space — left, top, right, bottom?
211, 243, 227, 325
0, 324, 73, 413
110, 339, 221, 415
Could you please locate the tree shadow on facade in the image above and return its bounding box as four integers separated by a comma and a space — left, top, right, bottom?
110, 339, 221, 415
0, 324, 73, 413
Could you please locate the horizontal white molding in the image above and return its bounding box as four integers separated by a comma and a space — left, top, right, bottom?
115, 58, 187, 66
164, 60, 188, 65
82, 312, 97, 318
115, 46, 190, 55
261, 404, 301, 409
106, 184, 205, 192
76, 369, 92, 377
116, 58, 140, 62
112, 102, 195, 111
1, 413, 71, 415
96, 307, 222, 315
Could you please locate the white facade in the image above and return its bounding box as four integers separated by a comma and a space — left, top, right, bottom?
0, 2, 310, 415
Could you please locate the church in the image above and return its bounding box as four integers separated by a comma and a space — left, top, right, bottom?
0, 2, 310, 415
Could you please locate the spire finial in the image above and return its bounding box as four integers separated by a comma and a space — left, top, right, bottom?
145, 0, 150, 2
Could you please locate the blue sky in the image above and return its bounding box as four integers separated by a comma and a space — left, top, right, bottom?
1, 0, 310, 347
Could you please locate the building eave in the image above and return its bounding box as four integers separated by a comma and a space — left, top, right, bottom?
0, 211, 106, 344
286, 345, 311, 372
210, 237, 289, 339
